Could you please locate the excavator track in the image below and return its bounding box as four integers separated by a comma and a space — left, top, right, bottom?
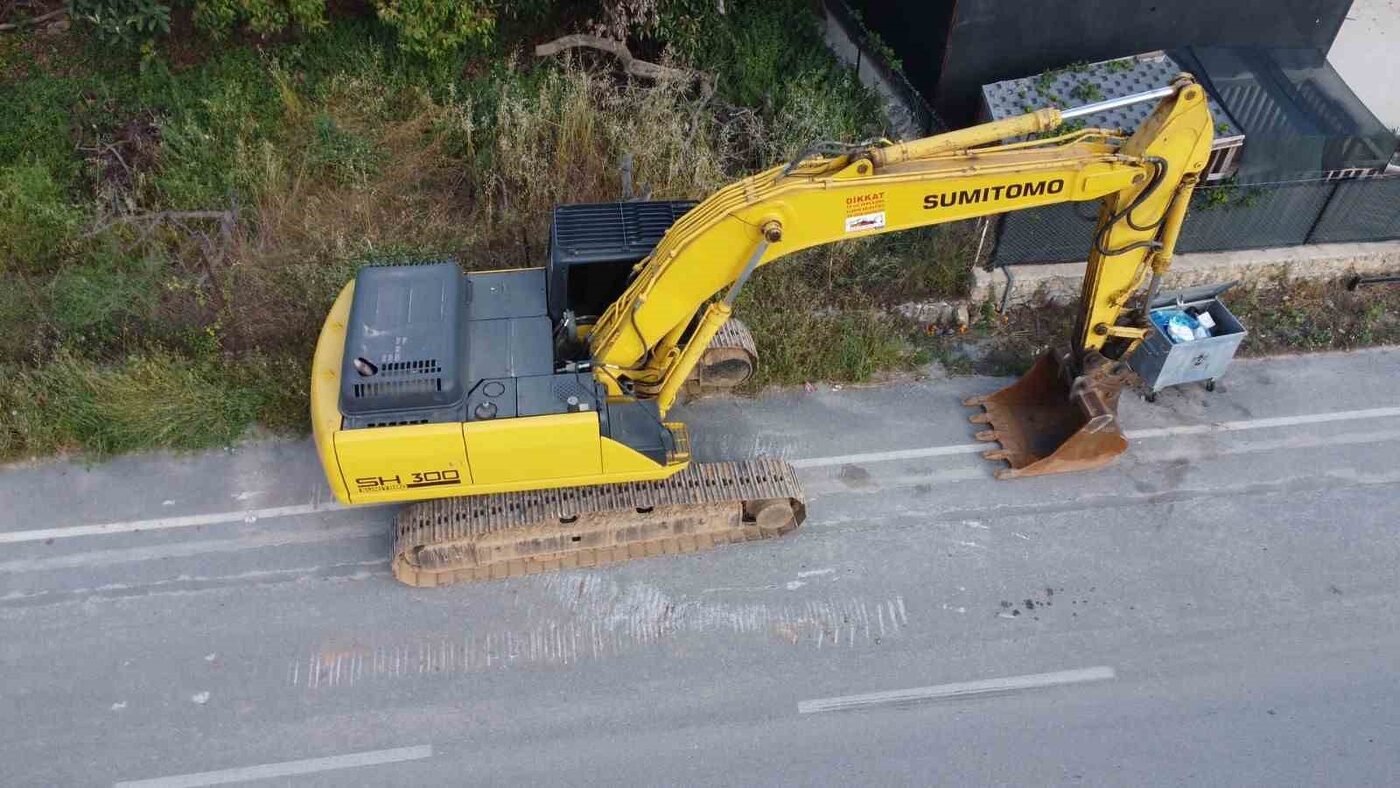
391, 458, 805, 587
686, 318, 759, 397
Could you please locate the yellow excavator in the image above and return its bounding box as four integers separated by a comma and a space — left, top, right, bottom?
310, 76, 1215, 586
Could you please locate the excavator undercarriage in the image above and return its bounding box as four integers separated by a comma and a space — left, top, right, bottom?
392, 458, 803, 586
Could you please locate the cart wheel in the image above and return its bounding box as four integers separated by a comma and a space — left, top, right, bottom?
1204, 379, 1216, 392
1145, 391, 1158, 403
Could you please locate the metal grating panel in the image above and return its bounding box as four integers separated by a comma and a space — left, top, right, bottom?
981, 51, 1244, 180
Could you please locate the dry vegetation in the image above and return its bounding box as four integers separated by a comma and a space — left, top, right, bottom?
0, 3, 976, 460
922, 279, 1400, 381
2, 4, 1390, 464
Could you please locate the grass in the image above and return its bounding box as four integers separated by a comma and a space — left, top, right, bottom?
0, 351, 293, 458
1229, 280, 1400, 354
3, 4, 1392, 465
2, 0, 962, 462
736, 222, 977, 387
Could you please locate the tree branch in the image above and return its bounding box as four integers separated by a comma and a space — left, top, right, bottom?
85, 210, 236, 239
534, 34, 696, 83
0, 7, 65, 32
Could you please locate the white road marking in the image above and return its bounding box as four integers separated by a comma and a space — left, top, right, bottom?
1125, 406, 1400, 438
0, 502, 351, 545
792, 405, 1400, 469
797, 665, 1115, 714
790, 443, 984, 468
112, 745, 433, 787
0, 522, 384, 573
6, 405, 1400, 546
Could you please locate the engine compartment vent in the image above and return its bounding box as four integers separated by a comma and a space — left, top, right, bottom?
339, 262, 465, 419
351, 376, 444, 399
380, 359, 442, 376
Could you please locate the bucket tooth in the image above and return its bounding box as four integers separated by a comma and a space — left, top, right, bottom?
975, 429, 999, 442
964, 349, 1134, 479
963, 395, 986, 407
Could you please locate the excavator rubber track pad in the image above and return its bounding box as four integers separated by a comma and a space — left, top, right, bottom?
966, 349, 1129, 479
391, 458, 805, 587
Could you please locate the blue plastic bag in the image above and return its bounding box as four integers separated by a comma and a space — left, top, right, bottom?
1151, 309, 1199, 344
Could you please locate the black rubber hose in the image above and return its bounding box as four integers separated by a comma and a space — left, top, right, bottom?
1093, 156, 1170, 257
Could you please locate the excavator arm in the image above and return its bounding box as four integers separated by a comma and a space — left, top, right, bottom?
588, 77, 1215, 422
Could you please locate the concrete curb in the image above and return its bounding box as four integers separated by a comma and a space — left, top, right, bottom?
970, 240, 1400, 306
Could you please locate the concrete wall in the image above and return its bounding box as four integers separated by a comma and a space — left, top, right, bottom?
848, 0, 1354, 126
817, 3, 924, 140
970, 240, 1400, 307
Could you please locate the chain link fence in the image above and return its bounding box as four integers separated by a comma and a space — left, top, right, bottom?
990, 174, 1400, 266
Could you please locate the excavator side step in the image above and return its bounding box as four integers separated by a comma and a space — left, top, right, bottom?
392, 458, 805, 587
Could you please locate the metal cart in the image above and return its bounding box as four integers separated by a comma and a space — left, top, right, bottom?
1128, 282, 1247, 401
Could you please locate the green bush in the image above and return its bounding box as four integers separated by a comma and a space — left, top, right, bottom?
194, 0, 327, 37
0, 279, 48, 362
371, 0, 495, 62
46, 246, 164, 342
307, 112, 381, 183
140, 51, 284, 208
766, 69, 876, 161
0, 73, 87, 184
67, 0, 171, 51
742, 303, 918, 387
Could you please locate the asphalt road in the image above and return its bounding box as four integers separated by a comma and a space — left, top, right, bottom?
2, 349, 1399, 787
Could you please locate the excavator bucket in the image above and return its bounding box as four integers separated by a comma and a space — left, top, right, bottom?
965, 349, 1133, 479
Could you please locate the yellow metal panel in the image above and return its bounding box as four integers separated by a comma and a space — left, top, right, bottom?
464, 412, 603, 485
334, 422, 471, 505
600, 436, 675, 476
311, 282, 354, 504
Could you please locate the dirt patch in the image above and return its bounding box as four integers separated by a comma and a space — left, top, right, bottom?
924, 278, 1400, 379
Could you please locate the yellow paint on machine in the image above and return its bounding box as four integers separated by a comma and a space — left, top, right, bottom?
312, 278, 690, 505
334, 422, 472, 505
312, 79, 1217, 505
324, 407, 686, 505
311, 282, 354, 504
463, 412, 601, 485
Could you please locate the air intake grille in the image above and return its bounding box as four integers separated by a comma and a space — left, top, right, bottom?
552, 201, 697, 261
352, 377, 444, 399
365, 418, 431, 428
380, 359, 442, 376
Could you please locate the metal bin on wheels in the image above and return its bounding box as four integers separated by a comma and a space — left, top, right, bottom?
1128, 282, 1247, 400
